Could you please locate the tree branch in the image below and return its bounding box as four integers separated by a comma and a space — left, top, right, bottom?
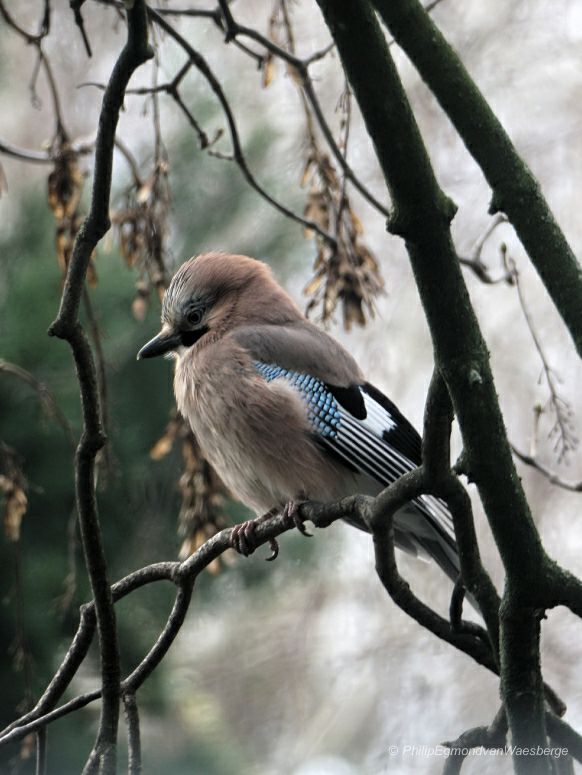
0, 359, 76, 451
442, 705, 507, 775
212, 0, 389, 218
46, 2, 153, 772
314, 1, 554, 769
122, 694, 141, 775
372, 0, 582, 359
147, 8, 338, 248
511, 446, 582, 493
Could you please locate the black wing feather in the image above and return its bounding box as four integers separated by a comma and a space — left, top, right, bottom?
361, 382, 422, 465
325, 383, 367, 420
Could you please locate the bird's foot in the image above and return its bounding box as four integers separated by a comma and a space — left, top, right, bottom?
282, 499, 312, 538
230, 509, 280, 562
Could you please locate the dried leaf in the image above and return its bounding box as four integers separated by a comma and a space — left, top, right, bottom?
0, 162, 8, 198
286, 62, 303, 87
86, 260, 98, 289
150, 433, 175, 461
0, 474, 28, 542
136, 177, 154, 205
262, 53, 276, 88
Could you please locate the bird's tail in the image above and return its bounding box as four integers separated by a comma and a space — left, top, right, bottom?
342, 478, 475, 609
395, 495, 460, 583
394, 495, 481, 612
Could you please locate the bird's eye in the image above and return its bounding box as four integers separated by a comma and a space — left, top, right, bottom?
187, 308, 203, 326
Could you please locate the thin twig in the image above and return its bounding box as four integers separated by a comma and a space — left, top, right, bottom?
0, 140, 53, 164
0, 1, 67, 141
442, 705, 507, 775
0, 137, 94, 164
504, 249, 578, 463
511, 445, 582, 493
154, 4, 265, 65
114, 137, 142, 187
458, 214, 514, 284
35, 727, 47, 775
213, 0, 389, 217
70, 0, 93, 57
0, 360, 76, 451
148, 8, 337, 248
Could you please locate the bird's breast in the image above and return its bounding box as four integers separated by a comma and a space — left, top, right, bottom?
172, 347, 356, 514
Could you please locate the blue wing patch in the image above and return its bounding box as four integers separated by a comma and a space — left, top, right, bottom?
254, 361, 341, 439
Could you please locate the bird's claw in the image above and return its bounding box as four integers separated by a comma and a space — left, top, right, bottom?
230, 519, 259, 557
282, 500, 312, 537
230, 510, 280, 561
265, 538, 279, 562
230, 501, 309, 562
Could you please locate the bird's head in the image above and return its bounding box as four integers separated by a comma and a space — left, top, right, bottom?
137, 251, 302, 360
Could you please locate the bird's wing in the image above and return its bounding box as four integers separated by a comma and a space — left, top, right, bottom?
253, 359, 460, 583
232, 322, 364, 387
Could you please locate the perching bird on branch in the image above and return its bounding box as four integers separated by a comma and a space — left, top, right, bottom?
138, 252, 459, 581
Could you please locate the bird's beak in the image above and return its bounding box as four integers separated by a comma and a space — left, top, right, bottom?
137, 329, 182, 360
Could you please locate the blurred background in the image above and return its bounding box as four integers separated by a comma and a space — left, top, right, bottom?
1, 1, 582, 773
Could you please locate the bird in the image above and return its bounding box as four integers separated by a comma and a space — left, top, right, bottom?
138, 251, 460, 583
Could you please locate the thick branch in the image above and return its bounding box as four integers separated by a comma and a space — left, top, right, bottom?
314, 1, 551, 768
372, 0, 582, 358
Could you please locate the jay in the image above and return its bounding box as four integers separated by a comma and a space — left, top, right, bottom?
138, 252, 459, 582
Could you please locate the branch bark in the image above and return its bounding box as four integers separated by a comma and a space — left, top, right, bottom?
313, 1, 554, 770
371, 0, 582, 358
46, 3, 153, 772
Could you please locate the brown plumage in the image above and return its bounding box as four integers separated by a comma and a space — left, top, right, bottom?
138, 252, 461, 584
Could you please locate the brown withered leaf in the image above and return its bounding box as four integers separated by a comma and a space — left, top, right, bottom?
301, 155, 384, 329
111, 159, 171, 308
131, 281, 150, 322
47, 144, 92, 283
0, 475, 27, 542
262, 52, 276, 88
0, 162, 7, 198
300, 154, 316, 189
318, 154, 339, 190
0, 445, 28, 543
150, 412, 182, 460
151, 412, 231, 570
47, 151, 84, 221
304, 188, 330, 234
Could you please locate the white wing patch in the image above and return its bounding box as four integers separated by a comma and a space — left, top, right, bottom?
361, 390, 397, 436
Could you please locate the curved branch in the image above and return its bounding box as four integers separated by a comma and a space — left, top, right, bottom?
148, 8, 337, 248
0, 513, 301, 747
213, 0, 390, 217
45, 3, 153, 771
0, 139, 53, 164
372, 0, 582, 358
511, 446, 582, 494
0, 359, 76, 451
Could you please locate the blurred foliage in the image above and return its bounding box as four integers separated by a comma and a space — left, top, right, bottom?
0, 115, 317, 773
